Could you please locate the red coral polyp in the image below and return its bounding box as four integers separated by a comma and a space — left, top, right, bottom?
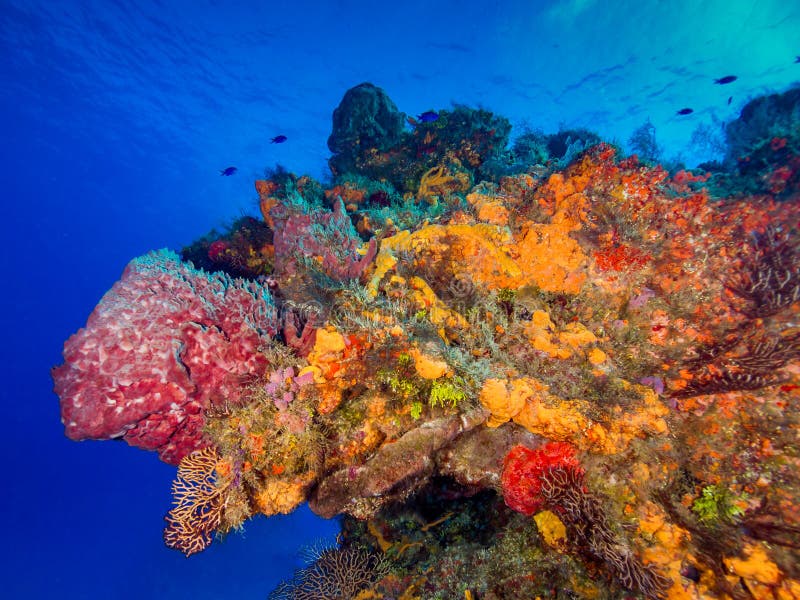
501, 442, 583, 516
770, 137, 787, 152
593, 243, 650, 272
207, 239, 230, 261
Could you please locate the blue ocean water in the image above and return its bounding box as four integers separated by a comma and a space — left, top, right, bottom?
0, 0, 797, 597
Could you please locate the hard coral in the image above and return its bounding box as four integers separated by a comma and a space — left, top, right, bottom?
327, 82, 407, 177
52, 249, 278, 464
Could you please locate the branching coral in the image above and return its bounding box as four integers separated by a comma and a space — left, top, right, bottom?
726, 226, 800, 317
163, 448, 229, 556
416, 163, 470, 203
671, 330, 800, 398
269, 545, 390, 599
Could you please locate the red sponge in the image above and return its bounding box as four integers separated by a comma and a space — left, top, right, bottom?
501, 441, 583, 516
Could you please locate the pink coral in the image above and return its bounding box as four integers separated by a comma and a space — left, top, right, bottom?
52, 250, 278, 464
271, 197, 377, 281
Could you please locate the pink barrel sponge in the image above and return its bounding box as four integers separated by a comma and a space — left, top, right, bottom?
52, 250, 278, 465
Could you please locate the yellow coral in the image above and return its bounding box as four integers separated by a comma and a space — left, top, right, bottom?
777, 579, 800, 600
587, 347, 607, 365
408, 276, 468, 332
513, 395, 591, 441
496, 377, 670, 454
367, 217, 588, 299
417, 164, 470, 203
305, 327, 345, 375
609, 384, 670, 438
308, 326, 347, 361
637, 501, 692, 600
254, 473, 314, 517
302, 326, 361, 413
514, 222, 588, 294
409, 347, 450, 379
724, 543, 781, 585
466, 191, 509, 225
558, 322, 597, 348
530, 309, 556, 330
524, 319, 572, 359
479, 377, 541, 427
534, 510, 567, 549
364, 224, 509, 295
522, 312, 604, 363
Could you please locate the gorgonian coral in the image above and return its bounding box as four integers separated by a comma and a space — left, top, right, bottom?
269, 545, 390, 599
726, 226, 800, 318
671, 330, 800, 398
163, 448, 229, 557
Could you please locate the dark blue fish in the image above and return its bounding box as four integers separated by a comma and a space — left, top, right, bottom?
728, 96, 732, 105
714, 75, 737, 84
220, 166, 237, 176
417, 111, 439, 123
795, 56, 800, 64
676, 108, 693, 115
271, 135, 287, 144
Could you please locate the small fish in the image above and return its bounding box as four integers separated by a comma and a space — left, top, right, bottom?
220, 166, 237, 176
407, 116, 419, 127
417, 110, 439, 123
271, 135, 287, 144
676, 108, 693, 115
795, 56, 800, 64
714, 75, 737, 85
728, 96, 732, 105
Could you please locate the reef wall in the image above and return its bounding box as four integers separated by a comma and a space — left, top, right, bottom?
53, 83, 800, 600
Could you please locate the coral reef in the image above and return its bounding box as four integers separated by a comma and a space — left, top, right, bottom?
327, 83, 510, 194
503, 443, 671, 598
328, 82, 408, 178
271, 196, 377, 284
53, 83, 800, 599
702, 85, 800, 198
181, 216, 274, 279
